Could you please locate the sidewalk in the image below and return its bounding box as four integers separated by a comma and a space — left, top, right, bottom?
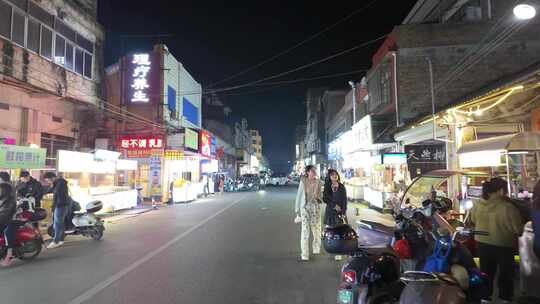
346, 201, 395, 227
100, 205, 154, 223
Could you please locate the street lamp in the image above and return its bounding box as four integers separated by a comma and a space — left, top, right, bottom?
514, 3, 536, 20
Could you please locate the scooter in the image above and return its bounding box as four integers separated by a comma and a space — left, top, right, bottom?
398, 227, 490, 304
48, 200, 105, 241
0, 205, 47, 262
337, 218, 402, 304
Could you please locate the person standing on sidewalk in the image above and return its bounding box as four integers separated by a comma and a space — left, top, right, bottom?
323, 169, 348, 261
470, 177, 523, 303
295, 165, 323, 261
44, 172, 72, 249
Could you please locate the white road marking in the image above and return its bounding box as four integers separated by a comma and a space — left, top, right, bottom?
66, 195, 248, 304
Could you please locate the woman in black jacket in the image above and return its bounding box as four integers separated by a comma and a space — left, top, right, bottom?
323, 169, 348, 260
0, 183, 17, 266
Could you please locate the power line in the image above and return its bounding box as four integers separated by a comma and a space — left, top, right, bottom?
207, 0, 380, 88
206, 34, 388, 94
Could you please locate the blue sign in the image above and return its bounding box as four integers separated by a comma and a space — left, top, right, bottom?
382, 153, 407, 165
182, 97, 199, 127
210, 136, 216, 157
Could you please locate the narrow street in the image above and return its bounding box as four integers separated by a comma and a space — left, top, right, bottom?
0, 188, 340, 304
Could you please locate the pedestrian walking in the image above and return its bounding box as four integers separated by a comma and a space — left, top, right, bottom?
470, 177, 523, 303
323, 169, 348, 261
43, 172, 72, 249
533, 181, 540, 258
219, 175, 224, 194
295, 165, 323, 261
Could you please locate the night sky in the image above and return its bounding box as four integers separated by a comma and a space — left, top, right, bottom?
98, 0, 417, 173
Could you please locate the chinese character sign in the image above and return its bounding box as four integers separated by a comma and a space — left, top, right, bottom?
0, 145, 46, 169
118, 136, 164, 157
404, 144, 446, 179
130, 53, 153, 103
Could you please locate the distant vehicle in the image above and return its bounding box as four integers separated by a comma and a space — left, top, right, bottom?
270, 173, 288, 186
237, 174, 261, 191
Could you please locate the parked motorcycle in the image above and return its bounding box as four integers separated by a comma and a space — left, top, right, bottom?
517, 221, 540, 303
0, 206, 47, 262
48, 200, 105, 241
398, 227, 490, 304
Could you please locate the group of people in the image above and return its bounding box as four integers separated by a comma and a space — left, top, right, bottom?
294, 166, 540, 303
0, 171, 73, 267
294, 165, 347, 261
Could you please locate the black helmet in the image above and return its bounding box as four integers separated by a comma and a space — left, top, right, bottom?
322, 224, 358, 255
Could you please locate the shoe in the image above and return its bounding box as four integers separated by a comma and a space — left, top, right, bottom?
47, 242, 63, 249
1, 256, 13, 267
480, 299, 491, 304
300, 256, 310, 261
335, 255, 343, 261
313, 250, 321, 255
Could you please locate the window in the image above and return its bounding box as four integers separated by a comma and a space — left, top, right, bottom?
40, 25, 52, 59
0, 103, 9, 110
0, 1, 11, 39
74, 48, 83, 74
83, 52, 92, 78
55, 19, 76, 42
52, 116, 62, 123
11, 8, 25, 46
65, 42, 73, 70
28, 1, 53, 27
7, 0, 26, 11
54, 35, 65, 65
26, 18, 40, 53
76, 33, 93, 53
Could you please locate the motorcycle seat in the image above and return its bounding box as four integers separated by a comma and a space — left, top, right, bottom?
358, 220, 394, 235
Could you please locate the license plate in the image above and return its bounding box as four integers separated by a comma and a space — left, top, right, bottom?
337, 289, 353, 304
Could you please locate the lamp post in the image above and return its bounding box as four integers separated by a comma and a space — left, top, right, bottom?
348, 81, 357, 125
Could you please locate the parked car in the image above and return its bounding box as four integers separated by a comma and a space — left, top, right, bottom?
269, 173, 288, 186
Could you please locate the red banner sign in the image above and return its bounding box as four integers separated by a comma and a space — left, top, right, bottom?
199, 131, 211, 158
119, 136, 164, 150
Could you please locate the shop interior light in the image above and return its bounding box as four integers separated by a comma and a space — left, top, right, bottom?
459, 150, 503, 168
29, 143, 40, 148
506, 151, 530, 155
514, 3, 537, 20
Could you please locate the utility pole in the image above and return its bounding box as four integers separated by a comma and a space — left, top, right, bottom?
348, 81, 356, 125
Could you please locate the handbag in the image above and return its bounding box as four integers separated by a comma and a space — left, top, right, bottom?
423, 237, 451, 273
326, 208, 347, 227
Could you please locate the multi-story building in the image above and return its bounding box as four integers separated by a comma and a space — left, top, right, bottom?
0, 0, 104, 167
249, 129, 262, 161
304, 87, 327, 176
294, 125, 306, 174
104, 44, 205, 200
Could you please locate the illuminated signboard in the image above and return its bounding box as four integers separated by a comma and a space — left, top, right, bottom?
131, 54, 151, 103
382, 153, 407, 165
119, 136, 163, 150
164, 150, 184, 160
199, 130, 211, 158
118, 136, 164, 158
184, 128, 199, 151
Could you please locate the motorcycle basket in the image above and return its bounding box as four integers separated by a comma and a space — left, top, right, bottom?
322, 224, 358, 254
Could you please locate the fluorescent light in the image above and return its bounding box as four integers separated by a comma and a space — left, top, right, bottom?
459, 150, 503, 168
514, 4, 536, 20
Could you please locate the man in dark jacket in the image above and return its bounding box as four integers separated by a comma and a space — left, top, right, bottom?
44, 172, 71, 249
17, 171, 43, 208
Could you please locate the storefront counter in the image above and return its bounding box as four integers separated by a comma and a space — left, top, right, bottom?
172, 182, 202, 203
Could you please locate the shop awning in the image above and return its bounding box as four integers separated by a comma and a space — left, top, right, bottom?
457, 132, 540, 154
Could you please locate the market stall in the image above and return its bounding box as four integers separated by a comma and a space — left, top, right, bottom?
457, 132, 540, 198
163, 153, 202, 203
57, 149, 138, 213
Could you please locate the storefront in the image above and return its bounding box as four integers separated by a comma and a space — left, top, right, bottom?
118, 134, 165, 199
164, 128, 204, 203
457, 132, 540, 198
57, 149, 138, 213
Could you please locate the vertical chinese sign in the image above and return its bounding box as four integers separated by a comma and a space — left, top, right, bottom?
405, 144, 447, 179
127, 53, 158, 104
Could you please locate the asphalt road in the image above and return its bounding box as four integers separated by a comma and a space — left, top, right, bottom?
0, 187, 341, 304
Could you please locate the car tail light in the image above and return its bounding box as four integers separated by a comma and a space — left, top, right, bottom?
341, 271, 356, 283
